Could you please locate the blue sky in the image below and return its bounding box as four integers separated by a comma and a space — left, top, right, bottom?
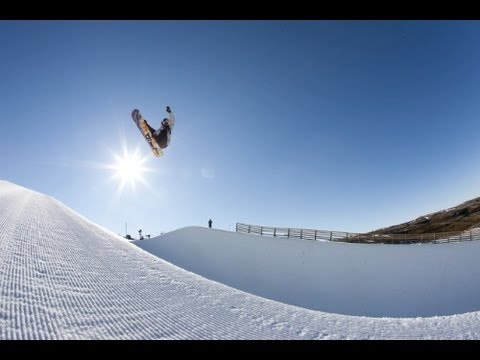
2, 20, 480, 236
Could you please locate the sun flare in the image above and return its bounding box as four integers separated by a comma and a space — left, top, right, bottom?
106, 144, 154, 195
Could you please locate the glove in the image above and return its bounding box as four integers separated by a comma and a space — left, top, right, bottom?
166, 106, 171, 113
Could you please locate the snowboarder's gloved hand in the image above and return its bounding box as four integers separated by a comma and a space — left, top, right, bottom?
166, 106, 171, 113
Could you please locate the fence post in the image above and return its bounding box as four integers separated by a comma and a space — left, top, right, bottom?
248, 225, 251, 233
470, 230, 473, 241
330, 231, 332, 241
274, 228, 276, 237
261, 227, 263, 235
315, 230, 317, 241
288, 228, 290, 238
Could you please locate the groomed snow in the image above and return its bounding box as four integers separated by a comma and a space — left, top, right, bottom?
2, 180, 480, 339
136, 226, 480, 318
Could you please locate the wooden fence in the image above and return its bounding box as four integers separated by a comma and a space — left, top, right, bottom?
235, 223, 480, 244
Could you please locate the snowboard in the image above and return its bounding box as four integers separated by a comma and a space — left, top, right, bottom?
131, 109, 163, 157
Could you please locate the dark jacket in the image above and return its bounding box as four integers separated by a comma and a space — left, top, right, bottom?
154, 125, 171, 149
153, 110, 176, 149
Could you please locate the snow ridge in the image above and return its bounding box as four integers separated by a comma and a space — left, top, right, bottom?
2, 180, 480, 339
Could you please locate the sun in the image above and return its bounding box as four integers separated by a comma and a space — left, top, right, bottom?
106, 144, 155, 195
112, 149, 146, 188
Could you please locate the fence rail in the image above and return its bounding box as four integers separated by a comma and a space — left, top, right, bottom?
235, 223, 480, 244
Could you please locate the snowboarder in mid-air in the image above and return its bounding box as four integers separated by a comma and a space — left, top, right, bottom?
144, 106, 176, 149
131, 106, 176, 157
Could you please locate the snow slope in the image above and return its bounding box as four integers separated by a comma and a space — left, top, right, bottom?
2, 180, 480, 339
136, 227, 480, 317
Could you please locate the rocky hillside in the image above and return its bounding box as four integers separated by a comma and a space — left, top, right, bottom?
372, 197, 480, 235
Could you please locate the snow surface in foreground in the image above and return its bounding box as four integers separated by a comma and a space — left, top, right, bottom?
136, 227, 480, 317
1, 180, 480, 339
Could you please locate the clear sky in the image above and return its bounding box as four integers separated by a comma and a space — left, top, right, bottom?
2, 20, 480, 237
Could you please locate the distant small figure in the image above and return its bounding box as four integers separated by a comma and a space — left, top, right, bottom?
138, 229, 144, 240
208, 219, 212, 228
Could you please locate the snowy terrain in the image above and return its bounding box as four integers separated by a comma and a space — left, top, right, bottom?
1, 180, 480, 339
136, 227, 480, 317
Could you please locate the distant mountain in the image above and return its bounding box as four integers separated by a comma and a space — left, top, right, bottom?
372, 197, 480, 235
